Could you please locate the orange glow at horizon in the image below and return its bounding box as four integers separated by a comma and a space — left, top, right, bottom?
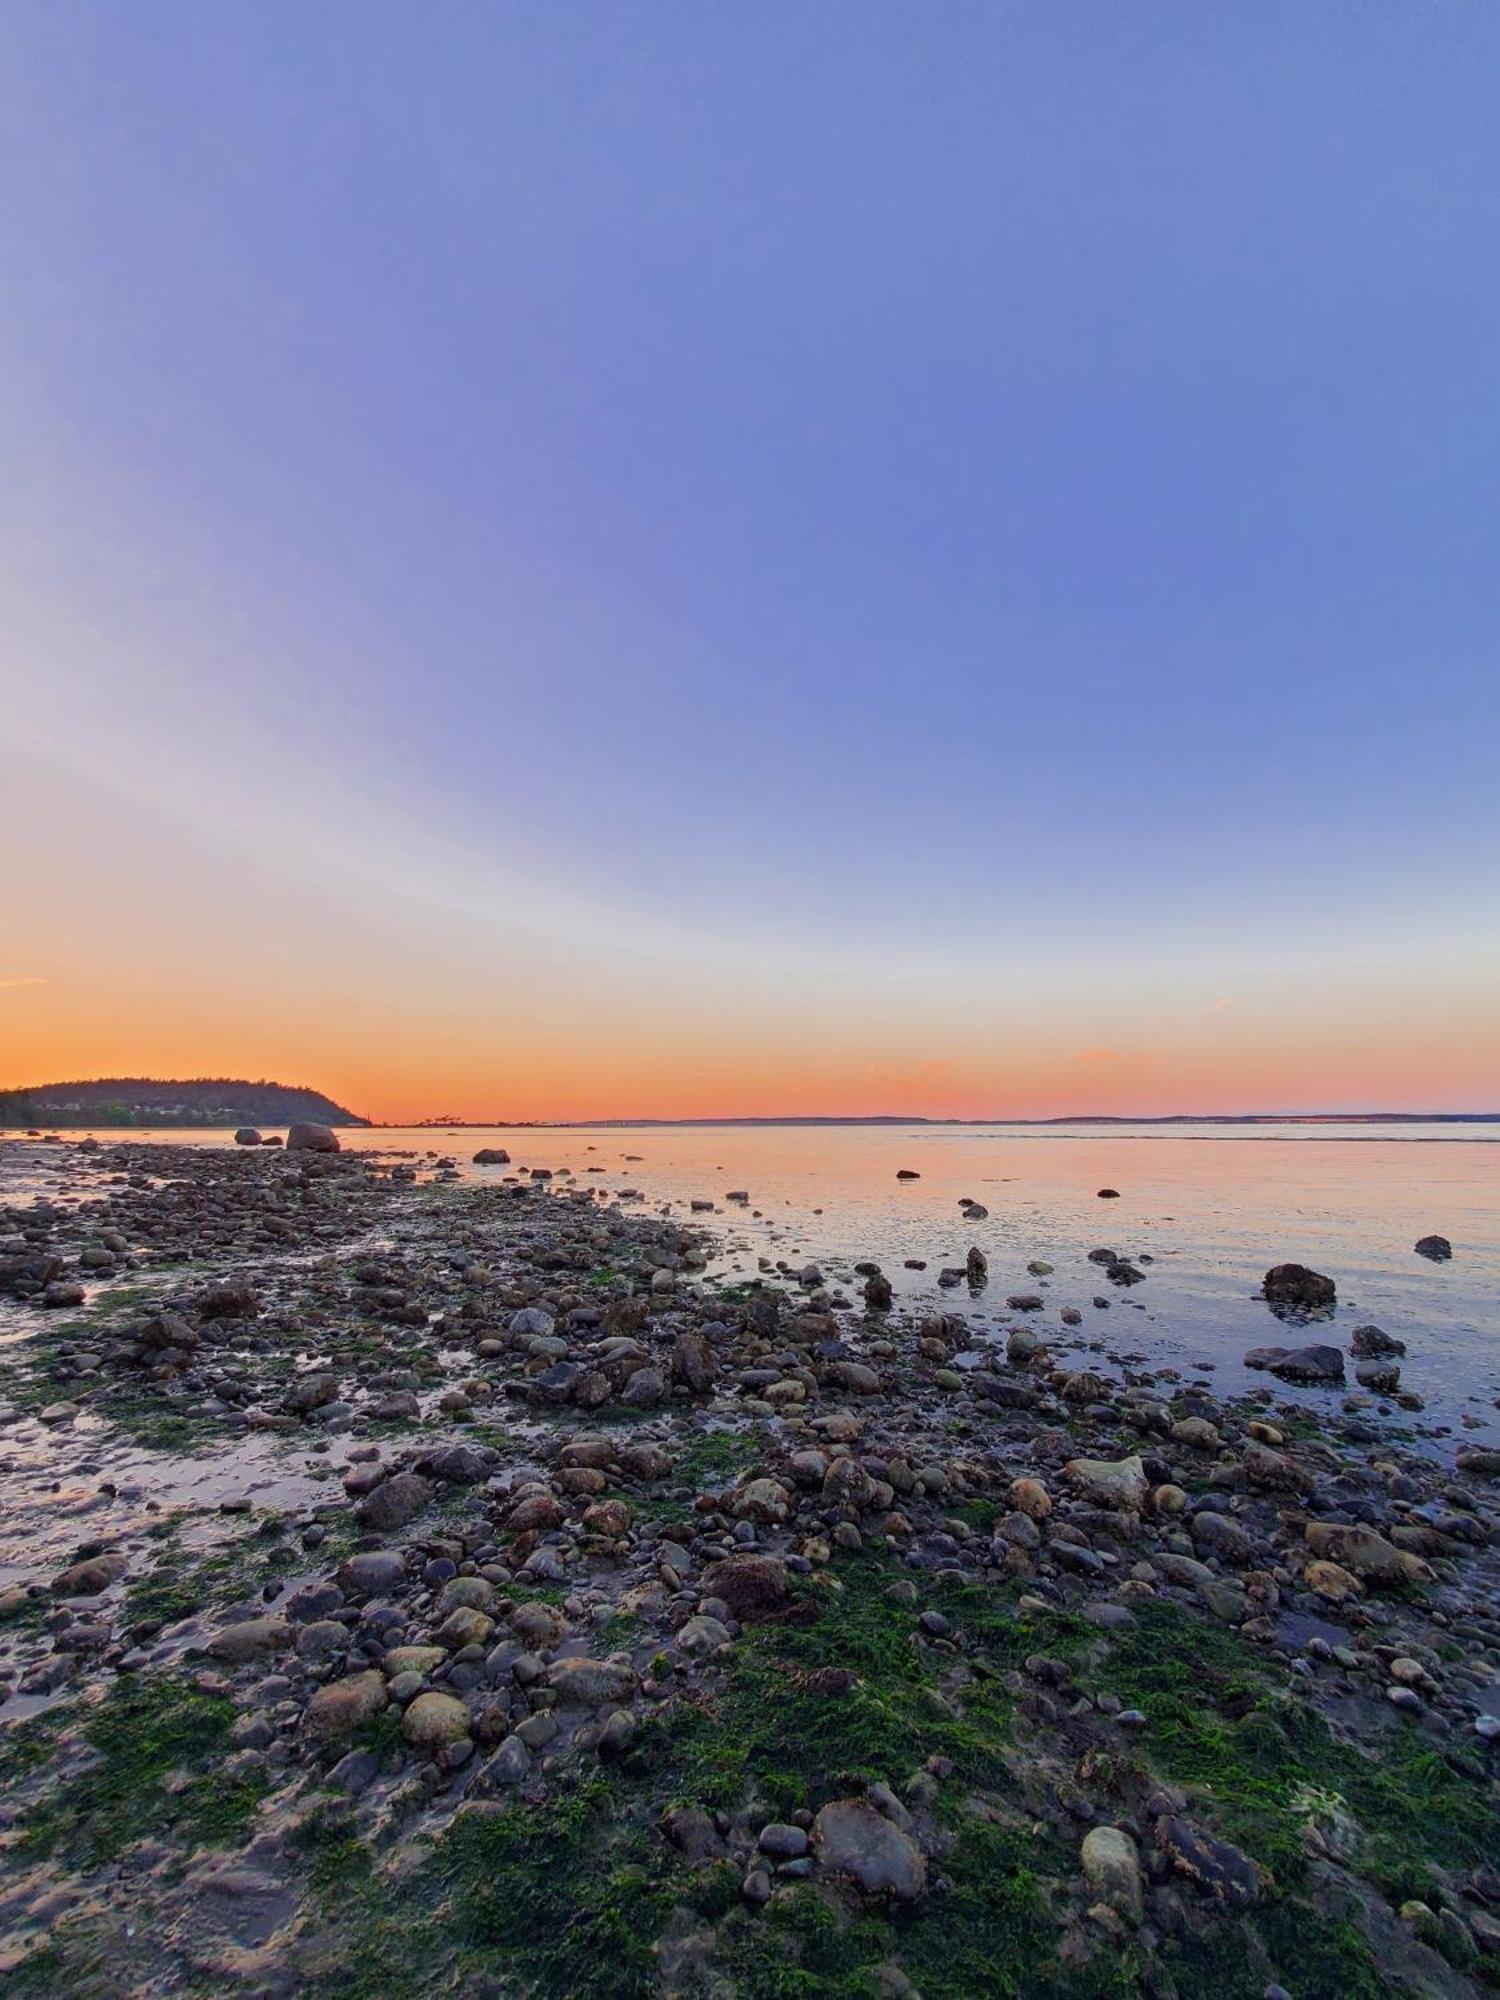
4, 964, 1498, 1124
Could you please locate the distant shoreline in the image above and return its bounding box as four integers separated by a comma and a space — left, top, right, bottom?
395, 1111, 1500, 1129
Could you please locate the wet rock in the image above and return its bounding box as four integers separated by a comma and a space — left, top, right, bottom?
1062, 1455, 1148, 1513
338, 1550, 406, 1597
1242, 1442, 1312, 1494
473, 1148, 512, 1165
1261, 1263, 1336, 1309
1350, 1324, 1406, 1358
1413, 1235, 1453, 1262
233, 1128, 263, 1146
700, 1555, 790, 1622
1356, 1357, 1401, 1392
1155, 1817, 1263, 1906
1009, 1477, 1052, 1520
1304, 1521, 1430, 1586
52, 1553, 128, 1597
209, 1616, 292, 1664
1171, 1416, 1219, 1451
418, 1443, 493, 1485
733, 1478, 793, 1525
759, 1821, 810, 1860
196, 1278, 262, 1319
1242, 1344, 1344, 1384
357, 1470, 433, 1532
304, 1671, 387, 1739
402, 1691, 471, 1751
546, 1657, 638, 1706
813, 1798, 926, 1901
663, 1806, 726, 1863
1305, 1559, 1364, 1603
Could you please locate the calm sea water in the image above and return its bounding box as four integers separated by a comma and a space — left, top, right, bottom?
458, 1121, 1500, 1440
6, 1122, 1498, 1451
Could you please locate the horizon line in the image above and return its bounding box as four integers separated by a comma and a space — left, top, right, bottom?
385, 1109, 1500, 1128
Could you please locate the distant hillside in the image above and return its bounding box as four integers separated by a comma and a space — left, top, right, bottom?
0, 1078, 368, 1129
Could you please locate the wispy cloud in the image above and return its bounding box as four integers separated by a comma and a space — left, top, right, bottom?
0, 976, 46, 991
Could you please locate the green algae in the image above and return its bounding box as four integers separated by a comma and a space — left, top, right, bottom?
16, 1673, 268, 1864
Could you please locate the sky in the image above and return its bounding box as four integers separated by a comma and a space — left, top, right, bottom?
2, 4, 1498, 1121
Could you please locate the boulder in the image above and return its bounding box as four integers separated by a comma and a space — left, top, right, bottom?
1242, 1344, 1344, 1384
209, 1616, 291, 1664
1305, 1559, 1364, 1603
1081, 1826, 1143, 1921
1304, 1521, 1430, 1586
52, 1553, 129, 1597
699, 1555, 791, 1622
733, 1478, 793, 1525
1154, 1818, 1263, 1907
402, 1691, 471, 1751
1351, 1324, 1406, 1358
1356, 1357, 1401, 1393
1261, 1263, 1336, 1309
288, 1123, 340, 1153
813, 1798, 926, 1901
196, 1278, 262, 1320
1062, 1455, 1148, 1513
1413, 1235, 1453, 1262
356, 1470, 433, 1532
304, 1671, 387, 1739
338, 1550, 407, 1596
473, 1148, 511, 1165
233, 1128, 263, 1146
545, 1657, 638, 1707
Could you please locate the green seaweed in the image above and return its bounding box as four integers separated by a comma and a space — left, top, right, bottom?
17, 1672, 269, 1863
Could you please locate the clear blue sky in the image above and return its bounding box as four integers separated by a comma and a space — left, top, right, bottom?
3, 5, 1498, 1115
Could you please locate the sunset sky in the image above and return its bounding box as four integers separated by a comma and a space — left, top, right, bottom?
3, 6, 1498, 1122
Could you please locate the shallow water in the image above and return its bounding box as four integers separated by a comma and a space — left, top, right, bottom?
5, 1121, 1498, 1448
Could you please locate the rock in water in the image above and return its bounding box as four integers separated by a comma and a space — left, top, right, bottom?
1262, 1263, 1336, 1309
1414, 1234, 1453, 1261
473, 1147, 511, 1165
233, 1127, 263, 1146
1242, 1344, 1345, 1384
288, 1122, 340, 1153
1350, 1324, 1405, 1357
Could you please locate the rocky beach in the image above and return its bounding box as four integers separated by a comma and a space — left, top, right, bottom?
1, 1134, 1498, 1998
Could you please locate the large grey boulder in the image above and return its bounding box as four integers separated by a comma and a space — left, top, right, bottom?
812, 1798, 926, 1901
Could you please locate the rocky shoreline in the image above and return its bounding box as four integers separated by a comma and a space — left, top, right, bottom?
0, 1138, 1497, 1997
